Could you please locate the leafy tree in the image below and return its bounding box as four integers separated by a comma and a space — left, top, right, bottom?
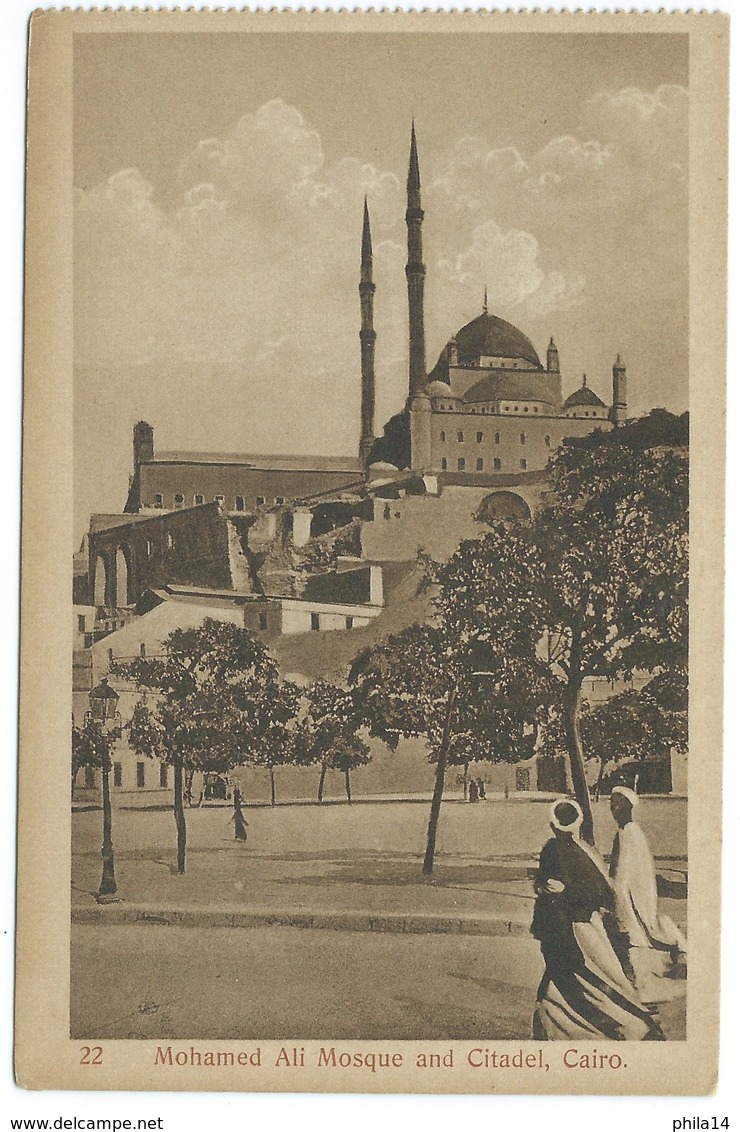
350, 613, 549, 874
293, 681, 371, 804
433, 436, 688, 842
112, 619, 281, 872
71, 718, 119, 797
569, 670, 688, 799
248, 679, 301, 806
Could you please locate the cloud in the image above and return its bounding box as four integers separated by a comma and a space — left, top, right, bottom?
438, 220, 585, 318
178, 98, 325, 208
74, 85, 688, 434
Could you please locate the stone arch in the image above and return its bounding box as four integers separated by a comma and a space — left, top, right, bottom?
115, 545, 133, 606
93, 556, 109, 607
476, 490, 532, 525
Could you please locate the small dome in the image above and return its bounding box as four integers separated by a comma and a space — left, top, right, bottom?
427, 380, 457, 398
368, 461, 401, 474
562, 384, 607, 410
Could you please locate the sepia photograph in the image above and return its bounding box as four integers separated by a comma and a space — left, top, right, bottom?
16, 8, 728, 1097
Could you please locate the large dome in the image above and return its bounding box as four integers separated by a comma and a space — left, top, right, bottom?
428, 312, 543, 383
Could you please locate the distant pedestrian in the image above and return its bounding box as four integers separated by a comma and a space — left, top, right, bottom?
232, 787, 248, 842
468, 780, 479, 803
477, 778, 486, 800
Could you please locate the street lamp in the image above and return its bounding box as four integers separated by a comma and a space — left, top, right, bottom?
87, 677, 121, 903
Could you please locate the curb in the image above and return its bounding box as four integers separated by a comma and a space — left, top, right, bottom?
72, 902, 532, 938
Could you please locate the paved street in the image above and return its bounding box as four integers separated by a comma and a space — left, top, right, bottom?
71, 923, 686, 1042
69, 923, 565, 1041
71, 799, 687, 1044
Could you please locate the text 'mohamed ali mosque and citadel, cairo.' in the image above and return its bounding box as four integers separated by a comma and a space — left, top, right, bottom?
74, 125, 640, 797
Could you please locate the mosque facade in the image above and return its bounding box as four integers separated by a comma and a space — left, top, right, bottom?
80, 125, 628, 612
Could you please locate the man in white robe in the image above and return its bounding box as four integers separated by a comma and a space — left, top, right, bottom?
609, 786, 687, 1003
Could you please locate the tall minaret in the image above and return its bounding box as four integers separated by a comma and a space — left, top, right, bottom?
609, 354, 627, 426
406, 122, 427, 404
359, 199, 376, 465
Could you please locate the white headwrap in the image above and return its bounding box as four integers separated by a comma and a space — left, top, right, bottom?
549, 798, 583, 834
611, 785, 639, 808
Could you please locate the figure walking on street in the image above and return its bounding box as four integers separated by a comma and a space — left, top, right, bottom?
531, 799, 664, 1041
608, 786, 687, 1003
232, 786, 248, 842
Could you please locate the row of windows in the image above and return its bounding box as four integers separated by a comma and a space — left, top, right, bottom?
441, 457, 530, 472
153, 494, 286, 510
439, 430, 551, 447
309, 612, 355, 630
434, 403, 548, 415
434, 403, 605, 419
83, 762, 168, 789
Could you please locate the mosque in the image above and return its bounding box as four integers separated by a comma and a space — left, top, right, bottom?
79, 125, 627, 613
73, 126, 639, 803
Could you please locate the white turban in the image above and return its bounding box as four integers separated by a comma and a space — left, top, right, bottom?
611, 785, 639, 808
549, 798, 583, 834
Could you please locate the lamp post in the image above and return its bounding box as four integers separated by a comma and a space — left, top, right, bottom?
87, 677, 121, 903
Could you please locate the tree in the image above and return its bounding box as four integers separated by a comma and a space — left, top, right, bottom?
433, 435, 688, 842
248, 679, 301, 806
71, 719, 117, 797
293, 681, 371, 804
113, 619, 281, 873
579, 670, 688, 799
350, 614, 548, 874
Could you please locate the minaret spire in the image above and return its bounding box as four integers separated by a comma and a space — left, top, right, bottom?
359, 197, 376, 466
483, 286, 488, 315
406, 122, 427, 405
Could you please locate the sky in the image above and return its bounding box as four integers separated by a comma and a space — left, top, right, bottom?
73, 31, 689, 541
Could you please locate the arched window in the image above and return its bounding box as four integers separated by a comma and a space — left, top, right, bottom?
441, 458, 447, 471
457, 431, 464, 443
520, 433, 527, 445
476, 458, 484, 471
520, 458, 528, 470
476, 432, 483, 444
440, 431, 446, 442
494, 432, 500, 444
545, 435, 551, 448
494, 458, 502, 471
457, 457, 466, 471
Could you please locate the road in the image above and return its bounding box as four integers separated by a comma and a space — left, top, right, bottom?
70, 923, 685, 1042
71, 923, 544, 1041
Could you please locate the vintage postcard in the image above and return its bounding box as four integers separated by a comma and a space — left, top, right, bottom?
17, 8, 728, 1095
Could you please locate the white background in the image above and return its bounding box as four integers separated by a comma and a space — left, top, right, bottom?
1, 2, 737, 1130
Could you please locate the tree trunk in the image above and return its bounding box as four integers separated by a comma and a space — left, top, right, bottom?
173, 758, 187, 873
462, 760, 469, 801
317, 763, 327, 804
423, 686, 458, 876
344, 769, 352, 804
269, 765, 276, 807
562, 680, 595, 844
